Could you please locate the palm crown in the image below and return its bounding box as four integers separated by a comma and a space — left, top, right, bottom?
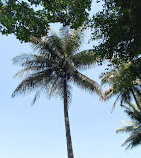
101, 63, 141, 111
12, 27, 103, 103
12, 27, 103, 158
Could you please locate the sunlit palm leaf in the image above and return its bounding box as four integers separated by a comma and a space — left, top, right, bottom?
117, 102, 141, 149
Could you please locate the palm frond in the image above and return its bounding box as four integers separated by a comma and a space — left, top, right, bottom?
104, 86, 114, 100
122, 128, 141, 150
31, 88, 42, 106
13, 66, 48, 78
116, 124, 138, 134
31, 33, 64, 57
117, 103, 141, 149
101, 72, 116, 85
125, 110, 141, 123
12, 69, 53, 97
49, 75, 60, 97
13, 53, 52, 68
72, 49, 97, 69
111, 93, 122, 112
61, 27, 84, 56
120, 121, 138, 125
125, 101, 140, 112
72, 71, 104, 99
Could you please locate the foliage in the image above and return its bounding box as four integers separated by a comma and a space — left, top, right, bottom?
101, 62, 141, 111
0, 0, 92, 42
12, 27, 103, 105
90, 0, 141, 63
117, 101, 141, 149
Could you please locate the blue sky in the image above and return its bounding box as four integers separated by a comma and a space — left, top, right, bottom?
0, 1, 140, 158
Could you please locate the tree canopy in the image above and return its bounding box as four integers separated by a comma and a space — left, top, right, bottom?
90, 0, 141, 62
0, 0, 91, 42
1, 0, 141, 63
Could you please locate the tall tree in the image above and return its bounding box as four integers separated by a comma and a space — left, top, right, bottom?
0, 0, 92, 42
117, 101, 141, 149
12, 28, 103, 158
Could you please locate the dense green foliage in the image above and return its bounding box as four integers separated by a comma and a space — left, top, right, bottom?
1, 0, 141, 64
117, 102, 141, 149
90, 0, 141, 63
0, 0, 91, 42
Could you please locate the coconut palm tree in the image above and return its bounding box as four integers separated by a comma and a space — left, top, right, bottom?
12, 27, 103, 158
100, 63, 141, 111
116, 101, 141, 149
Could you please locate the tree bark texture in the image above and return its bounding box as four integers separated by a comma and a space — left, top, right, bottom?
63, 78, 74, 158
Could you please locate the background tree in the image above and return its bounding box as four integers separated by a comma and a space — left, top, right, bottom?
12, 28, 103, 158
100, 62, 141, 111
117, 101, 141, 149
90, 0, 141, 63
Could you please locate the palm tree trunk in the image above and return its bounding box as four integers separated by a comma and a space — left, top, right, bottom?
130, 88, 141, 111
63, 78, 74, 158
